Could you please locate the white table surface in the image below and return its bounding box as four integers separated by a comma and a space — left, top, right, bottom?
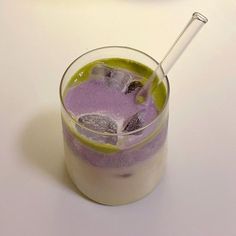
1, 0, 236, 235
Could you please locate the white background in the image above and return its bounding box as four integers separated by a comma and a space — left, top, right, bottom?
1, 0, 236, 235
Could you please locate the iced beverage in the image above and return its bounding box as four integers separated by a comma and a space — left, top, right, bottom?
60, 47, 169, 205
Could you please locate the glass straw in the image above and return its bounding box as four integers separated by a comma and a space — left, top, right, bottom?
136, 12, 208, 103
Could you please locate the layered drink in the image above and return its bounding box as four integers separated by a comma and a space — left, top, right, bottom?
60, 47, 169, 205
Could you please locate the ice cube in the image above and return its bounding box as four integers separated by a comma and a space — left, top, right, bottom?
90, 64, 112, 79
90, 64, 143, 93
76, 114, 118, 145
125, 80, 143, 94
106, 69, 131, 92
122, 110, 145, 134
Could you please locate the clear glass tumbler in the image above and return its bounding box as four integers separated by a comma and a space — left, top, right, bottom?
60, 46, 170, 205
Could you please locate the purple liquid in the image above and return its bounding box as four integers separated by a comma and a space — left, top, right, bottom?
64, 79, 157, 127
62, 76, 168, 168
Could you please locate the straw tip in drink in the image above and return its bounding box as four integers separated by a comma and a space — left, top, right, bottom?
193, 12, 208, 23
136, 95, 145, 104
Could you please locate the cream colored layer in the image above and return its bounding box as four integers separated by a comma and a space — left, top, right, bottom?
64, 142, 167, 205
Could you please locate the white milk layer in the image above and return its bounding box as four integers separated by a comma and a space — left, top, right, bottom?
64, 141, 167, 205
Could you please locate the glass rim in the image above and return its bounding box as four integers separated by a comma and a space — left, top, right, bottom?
59, 46, 170, 136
